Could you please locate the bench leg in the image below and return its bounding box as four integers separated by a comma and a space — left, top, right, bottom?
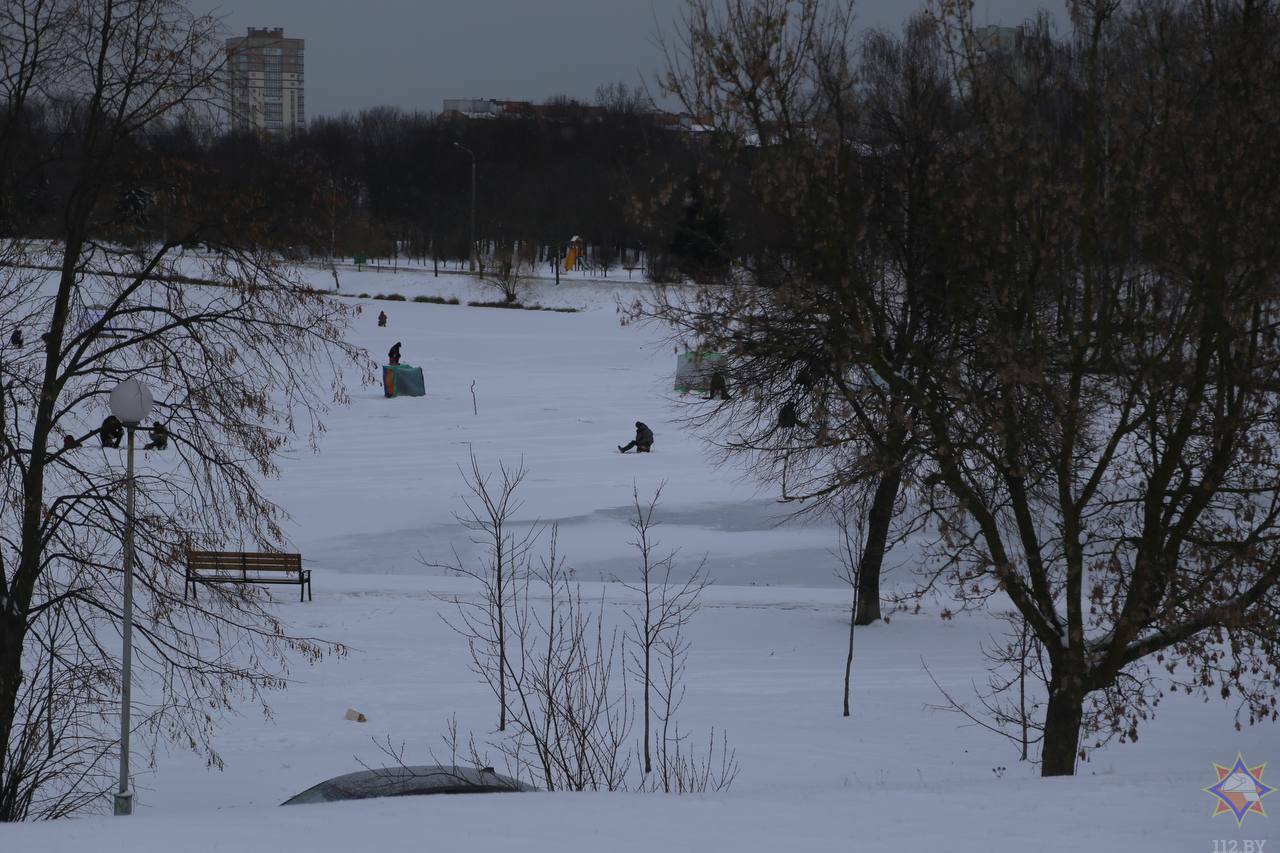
300, 578, 305, 603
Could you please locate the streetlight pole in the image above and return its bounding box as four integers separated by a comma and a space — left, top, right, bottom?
109, 378, 153, 817
115, 422, 137, 816
453, 142, 477, 272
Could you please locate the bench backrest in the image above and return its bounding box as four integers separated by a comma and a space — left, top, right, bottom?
187, 551, 302, 575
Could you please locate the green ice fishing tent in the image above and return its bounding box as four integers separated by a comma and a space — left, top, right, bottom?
383, 364, 426, 397
674, 351, 725, 393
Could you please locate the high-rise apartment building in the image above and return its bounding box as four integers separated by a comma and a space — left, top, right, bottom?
225, 27, 305, 136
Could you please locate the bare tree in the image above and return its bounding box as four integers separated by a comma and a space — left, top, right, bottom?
923, 609, 1049, 763
594, 81, 653, 115
896, 0, 1280, 774
831, 494, 866, 717
436, 470, 734, 793
0, 0, 367, 819
619, 482, 706, 776
429, 453, 537, 732
497, 524, 634, 791
641, 0, 950, 629
649, 0, 1280, 778
480, 243, 531, 305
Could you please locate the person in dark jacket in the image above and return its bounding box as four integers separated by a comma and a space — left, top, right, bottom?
706, 368, 730, 400
9, 329, 22, 347
618, 421, 654, 453
142, 421, 169, 451
388, 341, 402, 365
377, 310, 388, 328
99, 416, 124, 448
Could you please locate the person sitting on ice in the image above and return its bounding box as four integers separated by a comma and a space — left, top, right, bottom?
618, 421, 654, 454
377, 310, 388, 328
99, 415, 124, 448
388, 341, 402, 365
142, 421, 169, 451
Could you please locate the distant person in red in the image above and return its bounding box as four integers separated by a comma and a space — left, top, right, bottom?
618, 421, 654, 453
377, 310, 387, 327
388, 342, 402, 365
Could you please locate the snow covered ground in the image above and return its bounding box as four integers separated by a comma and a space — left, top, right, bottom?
3, 268, 1274, 851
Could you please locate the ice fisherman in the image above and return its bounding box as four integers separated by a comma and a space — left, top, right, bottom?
99, 416, 124, 448
618, 421, 654, 454
388, 341, 402, 365
143, 422, 169, 451
377, 310, 388, 328
706, 368, 730, 400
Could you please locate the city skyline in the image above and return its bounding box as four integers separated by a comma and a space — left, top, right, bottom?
201, 0, 1067, 119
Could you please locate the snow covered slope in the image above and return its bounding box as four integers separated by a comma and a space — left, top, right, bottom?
2, 270, 1272, 851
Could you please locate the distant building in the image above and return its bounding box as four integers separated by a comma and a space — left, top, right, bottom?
442, 98, 525, 119
226, 27, 305, 136
441, 97, 707, 132
442, 98, 502, 119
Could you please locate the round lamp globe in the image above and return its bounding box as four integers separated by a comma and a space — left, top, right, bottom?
109, 378, 154, 426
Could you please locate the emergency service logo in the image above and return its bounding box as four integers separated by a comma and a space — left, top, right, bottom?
1204, 754, 1273, 827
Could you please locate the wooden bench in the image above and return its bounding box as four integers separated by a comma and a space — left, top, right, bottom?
185, 551, 312, 602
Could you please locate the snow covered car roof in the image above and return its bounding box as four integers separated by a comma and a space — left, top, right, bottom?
281, 766, 531, 805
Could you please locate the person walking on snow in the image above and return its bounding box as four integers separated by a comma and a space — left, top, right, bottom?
618, 421, 654, 453
377, 310, 387, 328
388, 341, 402, 365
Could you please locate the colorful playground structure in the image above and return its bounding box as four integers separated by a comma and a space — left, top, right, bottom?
564, 236, 584, 272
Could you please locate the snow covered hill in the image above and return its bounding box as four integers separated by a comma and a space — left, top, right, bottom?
2, 270, 1272, 851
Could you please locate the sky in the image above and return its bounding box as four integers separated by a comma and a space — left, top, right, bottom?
202, 0, 1065, 119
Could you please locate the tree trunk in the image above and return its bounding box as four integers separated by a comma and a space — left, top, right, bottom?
1040, 678, 1084, 777
842, 592, 855, 716
0, 613, 27, 820
642, 638, 651, 774
854, 464, 903, 625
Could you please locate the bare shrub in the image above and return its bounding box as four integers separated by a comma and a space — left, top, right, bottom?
434, 464, 736, 794
427, 454, 537, 732
481, 245, 530, 305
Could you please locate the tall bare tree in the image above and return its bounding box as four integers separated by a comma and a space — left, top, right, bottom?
899, 0, 1280, 774
649, 0, 1280, 777
620, 482, 705, 775
429, 453, 538, 732
0, 0, 366, 819
640, 1, 959, 628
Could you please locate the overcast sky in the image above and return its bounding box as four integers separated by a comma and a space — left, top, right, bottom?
202, 0, 1065, 119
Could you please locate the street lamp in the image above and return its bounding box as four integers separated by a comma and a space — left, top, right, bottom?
453, 142, 477, 272
108, 377, 153, 817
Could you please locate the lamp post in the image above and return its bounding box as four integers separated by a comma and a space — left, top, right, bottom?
329, 182, 336, 262
109, 377, 153, 817
453, 142, 477, 272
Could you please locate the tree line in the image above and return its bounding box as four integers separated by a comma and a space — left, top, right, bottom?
2, 84, 744, 281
